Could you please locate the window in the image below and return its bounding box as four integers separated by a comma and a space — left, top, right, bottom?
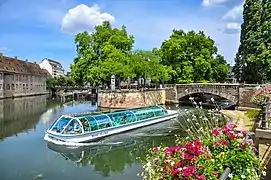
16, 84, 18, 89
12, 84, 15, 90
7, 84, 10, 90
0, 73, 2, 80
0, 84, 2, 90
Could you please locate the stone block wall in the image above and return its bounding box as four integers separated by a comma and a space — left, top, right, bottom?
98, 89, 165, 108
238, 86, 258, 108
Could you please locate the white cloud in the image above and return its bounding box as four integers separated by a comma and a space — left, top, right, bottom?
221, 2, 244, 34
202, 0, 229, 7
224, 22, 241, 33
222, 3, 243, 22
61, 4, 115, 34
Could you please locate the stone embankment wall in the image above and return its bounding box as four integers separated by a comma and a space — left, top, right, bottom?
97, 89, 165, 109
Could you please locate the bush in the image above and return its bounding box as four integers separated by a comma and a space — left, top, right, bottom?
140, 97, 261, 180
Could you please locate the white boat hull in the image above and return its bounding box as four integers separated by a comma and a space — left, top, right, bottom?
44, 110, 179, 144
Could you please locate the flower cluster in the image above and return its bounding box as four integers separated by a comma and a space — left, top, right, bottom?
140, 124, 260, 180
251, 85, 271, 105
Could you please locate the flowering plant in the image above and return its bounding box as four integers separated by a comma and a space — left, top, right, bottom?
140, 97, 261, 180
251, 85, 271, 105
140, 124, 260, 180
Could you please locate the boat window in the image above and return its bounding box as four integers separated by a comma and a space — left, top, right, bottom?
150, 106, 167, 116
107, 111, 136, 126
92, 114, 112, 130
50, 116, 73, 133
62, 119, 83, 134
79, 118, 91, 132
85, 116, 99, 131
132, 109, 155, 121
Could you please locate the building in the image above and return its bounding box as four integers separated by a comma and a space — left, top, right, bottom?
226, 66, 237, 83
0, 54, 50, 99
39, 58, 65, 77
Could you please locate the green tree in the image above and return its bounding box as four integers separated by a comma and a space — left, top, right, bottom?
130, 50, 172, 85
158, 29, 227, 83
211, 55, 229, 82
70, 21, 134, 87
234, 0, 271, 83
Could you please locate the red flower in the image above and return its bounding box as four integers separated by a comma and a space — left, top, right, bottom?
228, 132, 236, 140
187, 166, 196, 174
153, 147, 159, 152
185, 142, 193, 151
184, 152, 193, 159
194, 139, 202, 147
221, 140, 229, 146
212, 128, 220, 136
182, 168, 192, 177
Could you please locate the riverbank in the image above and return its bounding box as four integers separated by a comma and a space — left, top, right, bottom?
220, 109, 271, 179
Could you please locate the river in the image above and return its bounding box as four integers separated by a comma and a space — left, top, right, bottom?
0, 95, 190, 180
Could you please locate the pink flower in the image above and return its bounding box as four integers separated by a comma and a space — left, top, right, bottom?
239, 142, 246, 149
184, 152, 193, 159
221, 140, 229, 146
187, 166, 196, 174
228, 132, 236, 140
194, 139, 202, 147
246, 139, 253, 145
153, 147, 159, 152
182, 168, 192, 177
212, 128, 220, 136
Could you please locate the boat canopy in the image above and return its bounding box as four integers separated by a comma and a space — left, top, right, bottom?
49, 105, 167, 134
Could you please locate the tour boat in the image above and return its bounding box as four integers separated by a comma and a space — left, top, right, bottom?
44, 105, 179, 143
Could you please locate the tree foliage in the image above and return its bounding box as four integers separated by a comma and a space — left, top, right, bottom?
46, 76, 75, 88
233, 0, 271, 83
70, 22, 229, 86
158, 29, 229, 83
70, 21, 172, 86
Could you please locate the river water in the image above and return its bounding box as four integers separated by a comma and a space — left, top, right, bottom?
0, 95, 189, 180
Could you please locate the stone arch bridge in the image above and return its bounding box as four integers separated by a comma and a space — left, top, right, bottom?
165, 83, 259, 107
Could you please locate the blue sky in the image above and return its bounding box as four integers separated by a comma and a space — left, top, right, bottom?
0, 0, 244, 72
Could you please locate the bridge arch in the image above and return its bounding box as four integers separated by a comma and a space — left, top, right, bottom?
177, 90, 238, 104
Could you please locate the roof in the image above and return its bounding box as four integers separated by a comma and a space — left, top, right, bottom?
44, 58, 62, 66
0, 55, 51, 77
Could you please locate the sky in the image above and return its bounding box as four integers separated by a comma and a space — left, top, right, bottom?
0, 0, 244, 72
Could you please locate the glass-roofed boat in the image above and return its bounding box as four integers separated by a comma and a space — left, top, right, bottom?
44, 105, 179, 143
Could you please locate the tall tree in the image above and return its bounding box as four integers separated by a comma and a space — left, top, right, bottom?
234, 0, 271, 83
70, 21, 134, 87
158, 29, 228, 83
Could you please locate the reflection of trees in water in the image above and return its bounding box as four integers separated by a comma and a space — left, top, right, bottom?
49, 134, 178, 177
0, 95, 48, 140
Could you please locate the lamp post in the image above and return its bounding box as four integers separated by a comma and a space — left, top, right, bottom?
144, 57, 150, 89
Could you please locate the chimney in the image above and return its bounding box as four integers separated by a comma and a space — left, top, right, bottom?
14, 56, 17, 59
25, 59, 28, 62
